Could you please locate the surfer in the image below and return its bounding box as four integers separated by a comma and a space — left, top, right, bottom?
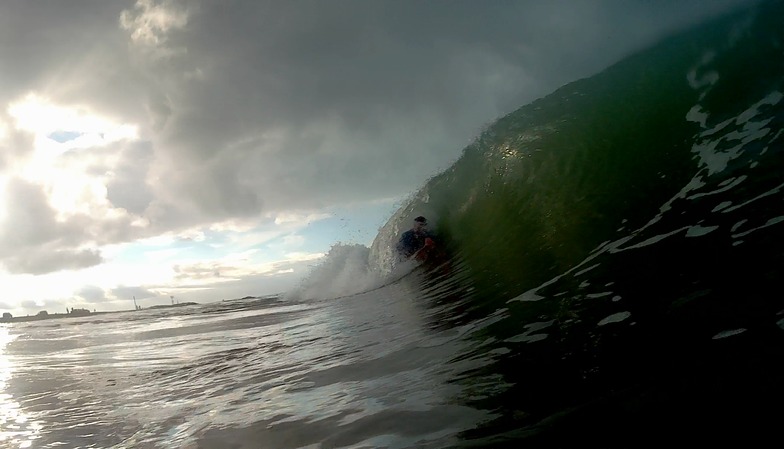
396, 216, 435, 261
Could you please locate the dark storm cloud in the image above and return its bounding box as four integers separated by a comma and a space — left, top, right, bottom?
140, 0, 751, 213
0, 0, 143, 116
106, 141, 156, 215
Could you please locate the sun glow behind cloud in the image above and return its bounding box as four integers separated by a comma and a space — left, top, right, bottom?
8, 94, 137, 145
0, 87, 391, 314
7, 94, 139, 219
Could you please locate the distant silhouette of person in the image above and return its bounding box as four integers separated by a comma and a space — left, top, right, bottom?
397, 216, 435, 260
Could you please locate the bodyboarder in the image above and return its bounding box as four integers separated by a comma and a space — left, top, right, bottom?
396, 216, 435, 261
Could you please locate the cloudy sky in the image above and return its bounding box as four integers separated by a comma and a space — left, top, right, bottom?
0, 0, 750, 314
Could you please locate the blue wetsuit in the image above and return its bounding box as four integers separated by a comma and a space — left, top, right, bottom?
396, 230, 431, 258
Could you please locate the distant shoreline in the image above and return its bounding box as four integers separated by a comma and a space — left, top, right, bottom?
147, 302, 199, 310
1, 310, 114, 324
0, 302, 199, 324
1, 295, 281, 324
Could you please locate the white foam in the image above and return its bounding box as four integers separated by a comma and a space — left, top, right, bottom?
712, 328, 747, 339
732, 216, 784, 238
731, 219, 748, 232
686, 105, 709, 127
686, 50, 718, 91
507, 289, 543, 303
504, 321, 554, 344
505, 334, 548, 343
586, 292, 613, 299
524, 320, 555, 333
597, 311, 631, 326
712, 201, 732, 212
616, 227, 689, 251
692, 91, 782, 176
687, 176, 746, 200
722, 182, 784, 213
287, 243, 381, 301
574, 263, 600, 277
686, 225, 719, 237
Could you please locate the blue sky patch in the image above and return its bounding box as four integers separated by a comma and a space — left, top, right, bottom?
48, 131, 83, 143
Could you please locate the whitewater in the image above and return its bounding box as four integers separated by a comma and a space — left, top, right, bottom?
2, 1, 783, 448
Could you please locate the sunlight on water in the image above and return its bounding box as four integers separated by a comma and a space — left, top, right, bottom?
0, 326, 40, 448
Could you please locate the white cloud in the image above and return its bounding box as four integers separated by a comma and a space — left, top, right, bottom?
281, 235, 305, 248
170, 250, 324, 287
283, 252, 326, 262
7, 94, 138, 143
76, 285, 107, 303
120, 0, 191, 58
274, 212, 332, 226
112, 285, 158, 300
0, 119, 9, 141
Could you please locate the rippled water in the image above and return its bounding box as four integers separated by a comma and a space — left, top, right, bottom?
1, 283, 505, 449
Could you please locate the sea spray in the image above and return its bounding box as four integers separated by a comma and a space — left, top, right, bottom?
286, 243, 381, 301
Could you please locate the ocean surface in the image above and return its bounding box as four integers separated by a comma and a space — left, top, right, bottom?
2, 1, 783, 448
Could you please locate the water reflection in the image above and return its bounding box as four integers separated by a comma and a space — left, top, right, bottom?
0, 325, 40, 448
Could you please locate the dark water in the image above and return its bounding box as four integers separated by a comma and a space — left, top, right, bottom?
2, 1, 783, 448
